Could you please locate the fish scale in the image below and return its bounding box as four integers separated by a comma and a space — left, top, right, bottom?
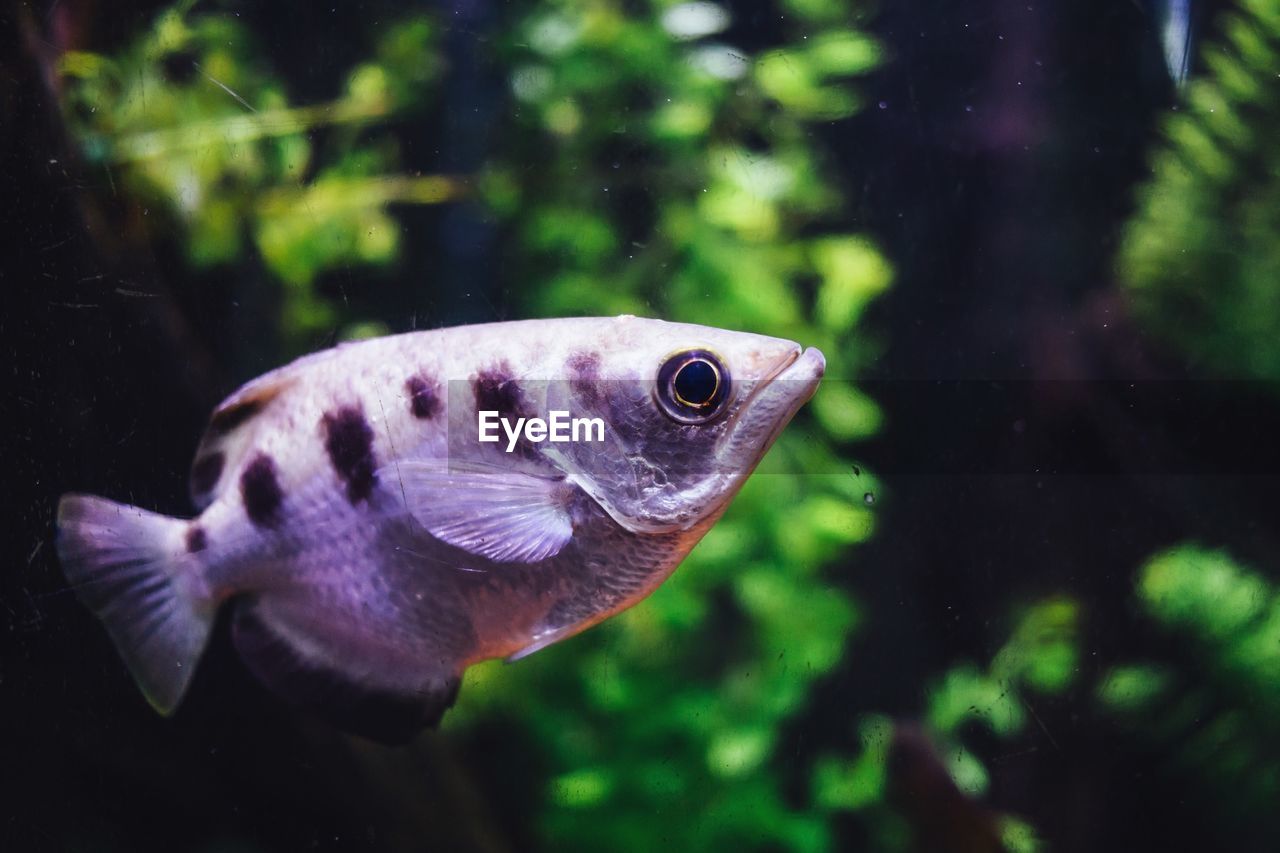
56, 315, 824, 742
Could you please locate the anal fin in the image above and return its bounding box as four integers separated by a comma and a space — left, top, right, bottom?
232, 601, 460, 744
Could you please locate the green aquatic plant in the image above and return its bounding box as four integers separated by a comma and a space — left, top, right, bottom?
813, 598, 1078, 852
1111, 4, 1280, 835
1098, 546, 1280, 835
59, 5, 452, 343
1120, 0, 1280, 379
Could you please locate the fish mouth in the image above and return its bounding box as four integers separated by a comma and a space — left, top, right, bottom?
716, 345, 826, 465
738, 345, 825, 421
776, 346, 826, 385
763, 344, 803, 383
754, 346, 826, 446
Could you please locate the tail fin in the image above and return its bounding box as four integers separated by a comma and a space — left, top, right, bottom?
55, 494, 215, 714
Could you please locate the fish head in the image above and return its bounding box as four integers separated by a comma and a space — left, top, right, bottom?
548, 316, 825, 535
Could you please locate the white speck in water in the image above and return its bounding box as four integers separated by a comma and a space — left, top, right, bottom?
863, 492, 876, 505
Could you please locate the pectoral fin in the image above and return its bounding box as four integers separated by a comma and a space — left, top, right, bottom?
384, 460, 575, 564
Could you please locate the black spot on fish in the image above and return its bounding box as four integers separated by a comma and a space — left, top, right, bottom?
567, 350, 600, 376
241, 454, 283, 527
405, 374, 441, 420
472, 364, 528, 421
474, 364, 540, 455
322, 405, 377, 503
567, 351, 602, 405
186, 525, 207, 553
208, 399, 263, 436
190, 452, 225, 495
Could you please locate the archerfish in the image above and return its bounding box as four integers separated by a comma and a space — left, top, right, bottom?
56, 316, 825, 742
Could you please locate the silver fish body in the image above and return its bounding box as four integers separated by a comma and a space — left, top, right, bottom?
56, 315, 824, 740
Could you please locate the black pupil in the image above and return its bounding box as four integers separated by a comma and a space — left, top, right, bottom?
673, 359, 718, 407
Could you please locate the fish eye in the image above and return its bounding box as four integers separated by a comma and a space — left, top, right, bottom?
655, 350, 730, 424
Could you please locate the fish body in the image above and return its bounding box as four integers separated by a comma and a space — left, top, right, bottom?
56, 316, 824, 741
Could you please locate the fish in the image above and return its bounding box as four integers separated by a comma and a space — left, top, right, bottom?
1153, 0, 1195, 87
55, 315, 825, 742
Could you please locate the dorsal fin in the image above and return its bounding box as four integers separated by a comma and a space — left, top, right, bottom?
189, 371, 294, 509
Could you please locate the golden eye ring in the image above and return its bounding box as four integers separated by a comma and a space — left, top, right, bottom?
655, 349, 731, 424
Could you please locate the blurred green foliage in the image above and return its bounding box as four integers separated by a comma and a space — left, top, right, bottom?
1116, 4, 1280, 837
1120, 0, 1280, 379
59, 2, 451, 343
813, 599, 1077, 852
60, 1, 890, 851
1098, 546, 1280, 828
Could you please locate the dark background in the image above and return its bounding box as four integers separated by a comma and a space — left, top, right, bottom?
4, 1, 1278, 850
